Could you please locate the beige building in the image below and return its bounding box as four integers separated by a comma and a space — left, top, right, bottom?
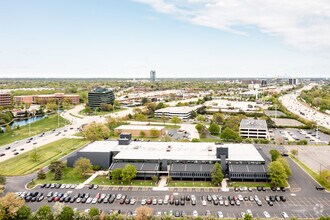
114, 125, 166, 138
14, 93, 80, 105
0, 93, 11, 107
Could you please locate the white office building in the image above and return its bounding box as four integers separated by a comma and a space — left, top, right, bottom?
239, 119, 269, 139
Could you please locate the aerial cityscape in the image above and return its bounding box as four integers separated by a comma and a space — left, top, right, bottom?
0, 1, 330, 220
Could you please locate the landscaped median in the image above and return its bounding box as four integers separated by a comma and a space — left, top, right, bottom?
91, 176, 156, 187
0, 114, 69, 147
0, 138, 90, 176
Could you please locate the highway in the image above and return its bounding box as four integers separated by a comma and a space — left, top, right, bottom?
279, 83, 330, 130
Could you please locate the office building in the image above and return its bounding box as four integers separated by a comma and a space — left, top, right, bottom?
13, 93, 79, 105
155, 105, 201, 119
88, 88, 115, 109
67, 134, 269, 182
239, 119, 269, 139
289, 78, 298, 85
0, 93, 11, 107
150, 70, 156, 82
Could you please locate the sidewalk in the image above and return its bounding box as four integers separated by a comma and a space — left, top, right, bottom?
76, 171, 108, 189
153, 176, 169, 191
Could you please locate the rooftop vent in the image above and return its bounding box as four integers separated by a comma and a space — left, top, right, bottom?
207, 146, 213, 151
133, 145, 139, 149
166, 145, 172, 152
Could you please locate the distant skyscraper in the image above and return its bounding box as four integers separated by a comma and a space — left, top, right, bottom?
289, 78, 298, 85
150, 70, 156, 82
261, 79, 267, 87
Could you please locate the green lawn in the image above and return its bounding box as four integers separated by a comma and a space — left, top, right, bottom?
79, 108, 126, 116
199, 137, 219, 142
150, 123, 181, 129
28, 167, 89, 188
290, 156, 330, 191
229, 182, 272, 188
91, 176, 157, 186
0, 138, 90, 176
167, 181, 214, 187
0, 114, 69, 147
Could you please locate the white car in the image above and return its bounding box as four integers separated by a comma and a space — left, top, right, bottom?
130, 199, 136, 205
238, 195, 243, 201
217, 211, 224, 218
202, 200, 207, 206
91, 198, 97, 204
193, 210, 198, 217
116, 194, 122, 200
141, 199, 146, 205
282, 212, 289, 218
86, 198, 92, 204
60, 184, 66, 189
263, 211, 271, 218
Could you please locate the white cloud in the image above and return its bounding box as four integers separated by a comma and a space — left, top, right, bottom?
133, 0, 330, 50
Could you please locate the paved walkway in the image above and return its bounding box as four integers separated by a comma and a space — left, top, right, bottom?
153, 176, 169, 191
221, 178, 229, 192
76, 171, 108, 189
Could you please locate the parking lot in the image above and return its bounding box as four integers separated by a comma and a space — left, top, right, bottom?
19, 183, 330, 219
272, 128, 330, 144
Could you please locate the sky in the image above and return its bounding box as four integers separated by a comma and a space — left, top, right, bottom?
0, 0, 329, 78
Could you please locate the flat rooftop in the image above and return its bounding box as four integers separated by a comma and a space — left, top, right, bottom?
79, 141, 265, 162
115, 125, 165, 131
240, 119, 267, 130
155, 105, 201, 114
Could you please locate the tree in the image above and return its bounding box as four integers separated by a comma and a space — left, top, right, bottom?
89, 207, 99, 218
195, 123, 208, 138
277, 157, 292, 176
145, 103, 157, 115
82, 122, 110, 141
16, 205, 31, 220
291, 149, 298, 158
210, 162, 224, 186
46, 103, 58, 112
267, 161, 288, 187
149, 128, 159, 138
220, 127, 242, 142
196, 114, 206, 122
0, 193, 25, 219
151, 175, 159, 183
208, 123, 220, 135
111, 168, 122, 182
244, 213, 253, 220
160, 113, 168, 125
73, 157, 93, 178
57, 206, 74, 220
135, 113, 147, 121
121, 164, 137, 182
5, 124, 11, 133
37, 169, 46, 179
139, 130, 146, 138
191, 138, 201, 142
49, 160, 66, 180
0, 175, 6, 185
269, 149, 281, 161
213, 112, 224, 125
34, 205, 54, 220
135, 206, 153, 220
29, 149, 41, 161
319, 170, 330, 183
141, 97, 149, 105
170, 116, 181, 125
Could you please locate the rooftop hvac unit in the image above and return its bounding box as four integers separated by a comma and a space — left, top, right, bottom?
166, 145, 172, 152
